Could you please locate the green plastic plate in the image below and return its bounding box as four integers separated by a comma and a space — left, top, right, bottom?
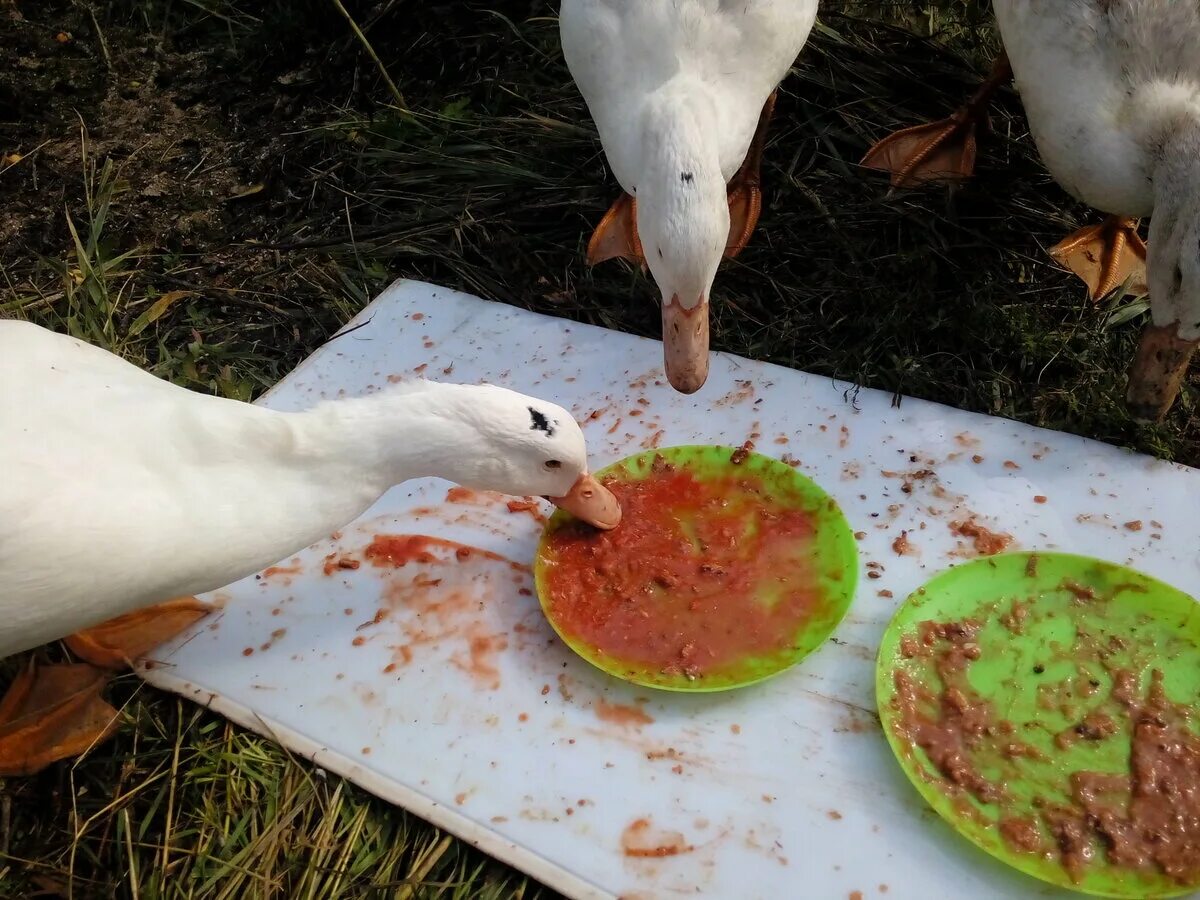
876, 552, 1200, 897
535, 445, 858, 692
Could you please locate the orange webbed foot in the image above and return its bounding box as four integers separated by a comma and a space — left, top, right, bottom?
1049, 215, 1148, 303
0, 661, 118, 776
0, 597, 212, 776
65, 597, 214, 670
587, 193, 644, 267
861, 115, 983, 187
725, 90, 777, 259
861, 53, 1013, 189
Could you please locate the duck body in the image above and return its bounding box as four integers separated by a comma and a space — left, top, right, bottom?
993, 0, 1200, 217
0, 321, 618, 659
561, 0, 817, 393
561, 0, 814, 193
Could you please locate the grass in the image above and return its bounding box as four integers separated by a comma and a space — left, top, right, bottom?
1, 0, 1197, 896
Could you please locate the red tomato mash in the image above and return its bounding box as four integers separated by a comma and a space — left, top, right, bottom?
541, 455, 828, 681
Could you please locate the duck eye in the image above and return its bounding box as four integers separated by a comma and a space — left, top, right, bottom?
544, 460, 563, 470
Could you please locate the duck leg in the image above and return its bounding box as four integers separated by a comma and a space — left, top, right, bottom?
0, 598, 211, 775
725, 89, 778, 258
861, 52, 1013, 187
1048, 215, 1148, 302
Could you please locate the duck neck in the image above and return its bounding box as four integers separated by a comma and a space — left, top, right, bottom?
1148, 115, 1200, 334
1140, 83, 1200, 179
637, 81, 728, 303
640, 81, 723, 200
290, 382, 484, 491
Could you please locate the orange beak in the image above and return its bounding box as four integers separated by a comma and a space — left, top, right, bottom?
547, 474, 621, 530
662, 294, 709, 394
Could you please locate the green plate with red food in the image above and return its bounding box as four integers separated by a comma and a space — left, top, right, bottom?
534, 445, 858, 692
876, 551, 1200, 898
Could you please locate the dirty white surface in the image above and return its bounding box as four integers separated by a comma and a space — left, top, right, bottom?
142, 279, 1200, 900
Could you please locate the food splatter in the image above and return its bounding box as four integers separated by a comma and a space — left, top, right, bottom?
357, 534, 531, 689
594, 699, 654, 728
949, 519, 1013, 556
621, 817, 694, 858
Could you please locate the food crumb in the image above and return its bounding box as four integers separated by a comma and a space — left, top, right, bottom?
518, 713, 529, 722
1003, 460, 1020, 469
849, 892, 863, 900
730, 724, 741, 735
1124, 520, 1143, 532
1034, 495, 1047, 504
541, 684, 550, 696
361, 747, 371, 755
878, 589, 894, 599
730, 440, 755, 465
891, 530, 914, 556
241, 647, 254, 657
950, 519, 1013, 556
827, 810, 843, 820
455, 792, 467, 805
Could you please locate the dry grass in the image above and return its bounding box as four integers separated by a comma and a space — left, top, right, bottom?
0, 0, 1196, 896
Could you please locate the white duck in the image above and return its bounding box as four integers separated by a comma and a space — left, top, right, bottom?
560, 0, 818, 394
0, 320, 619, 772
862, 0, 1200, 420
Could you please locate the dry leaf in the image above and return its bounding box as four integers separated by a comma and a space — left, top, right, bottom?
127, 290, 193, 337
29, 874, 71, 898
226, 182, 264, 201
0, 663, 119, 776
65, 597, 213, 670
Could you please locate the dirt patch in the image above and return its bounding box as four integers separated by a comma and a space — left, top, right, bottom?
2, 5, 242, 257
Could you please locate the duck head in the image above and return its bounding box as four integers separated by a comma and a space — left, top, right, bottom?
638, 92, 728, 394
397, 383, 622, 529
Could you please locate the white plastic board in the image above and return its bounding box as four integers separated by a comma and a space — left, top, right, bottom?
142, 279, 1200, 900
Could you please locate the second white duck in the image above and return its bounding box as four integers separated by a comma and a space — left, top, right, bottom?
560, 0, 818, 394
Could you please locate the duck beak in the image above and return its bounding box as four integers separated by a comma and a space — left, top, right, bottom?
547, 474, 622, 530
1126, 321, 1199, 422
662, 294, 709, 394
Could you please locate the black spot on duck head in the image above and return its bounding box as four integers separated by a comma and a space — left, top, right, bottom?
528, 407, 555, 437
680, 171, 694, 184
